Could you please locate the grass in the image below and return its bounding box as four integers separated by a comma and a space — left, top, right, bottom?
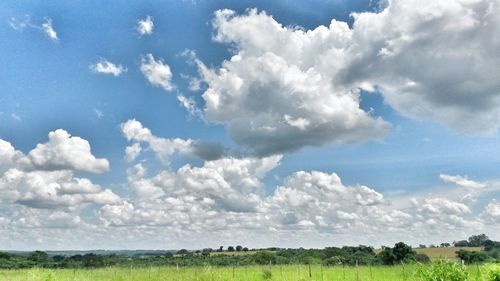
413, 247, 482, 261
371, 247, 483, 261
0, 264, 495, 281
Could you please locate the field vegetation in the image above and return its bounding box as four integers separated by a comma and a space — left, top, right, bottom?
0, 234, 498, 280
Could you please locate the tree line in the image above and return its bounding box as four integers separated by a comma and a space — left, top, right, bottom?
0, 234, 497, 269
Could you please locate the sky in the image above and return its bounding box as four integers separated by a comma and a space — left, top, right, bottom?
0, 0, 499, 250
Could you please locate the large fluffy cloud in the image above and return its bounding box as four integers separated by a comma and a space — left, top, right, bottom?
0, 131, 120, 210
27, 129, 109, 173
0, 169, 121, 209
264, 171, 392, 230
193, 1, 500, 156
350, 0, 500, 134
194, 9, 390, 156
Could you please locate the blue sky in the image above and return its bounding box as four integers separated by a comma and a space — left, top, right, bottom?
0, 0, 499, 250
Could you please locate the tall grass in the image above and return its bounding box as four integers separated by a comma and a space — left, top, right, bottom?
0, 263, 497, 281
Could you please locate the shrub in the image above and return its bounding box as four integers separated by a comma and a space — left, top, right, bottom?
417, 260, 469, 281
253, 251, 277, 265
262, 269, 272, 280
483, 263, 500, 281
414, 253, 431, 264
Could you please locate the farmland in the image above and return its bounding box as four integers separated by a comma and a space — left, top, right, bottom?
0, 263, 497, 281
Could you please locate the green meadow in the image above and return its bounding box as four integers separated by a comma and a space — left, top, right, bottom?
0, 264, 497, 281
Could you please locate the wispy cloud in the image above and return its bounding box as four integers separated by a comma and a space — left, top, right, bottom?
8, 16, 58, 42
41, 18, 58, 41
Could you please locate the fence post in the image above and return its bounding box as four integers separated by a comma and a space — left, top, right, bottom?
401, 261, 406, 281
321, 263, 324, 281
308, 263, 312, 278
356, 260, 359, 281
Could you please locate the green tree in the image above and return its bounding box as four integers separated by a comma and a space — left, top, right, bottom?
468, 234, 489, 247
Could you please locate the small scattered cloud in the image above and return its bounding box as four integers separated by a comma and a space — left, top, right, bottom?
90, 59, 127, 77
8, 15, 58, 42
136, 16, 154, 36
41, 18, 58, 41
140, 54, 174, 91
10, 113, 21, 121
94, 109, 104, 119
7, 15, 30, 31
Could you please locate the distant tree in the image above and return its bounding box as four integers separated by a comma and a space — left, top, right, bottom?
0, 252, 11, 260
377, 242, 418, 265
440, 243, 451, 248
378, 247, 397, 265
52, 255, 65, 263
418, 244, 427, 249
218, 246, 223, 252
456, 249, 489, 264
227, 246, 235, 252
252, 251, 277, 265
454, 240, 469, 247
242, 247, 249, 252
236, 245, 243, 252
28, 251, 49, 266
177, 249, 189, 255
82, 253, 104, 268
392, 242, 415, 262
468, 234, 489, 247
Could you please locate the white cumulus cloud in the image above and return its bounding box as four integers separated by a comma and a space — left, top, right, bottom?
137, 16, 154, 36
90, 59, 127, 76
27, 129, 109, 173
140, 54, 174, 91
121, 119, 224, 162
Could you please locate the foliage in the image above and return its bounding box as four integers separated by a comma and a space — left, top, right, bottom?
262, 269, 272, 280
377, 242, 418, 265
417, 260, 469, 281
483, 263, 500, 281
0, 264, 495, 281
456, 249, 489, 264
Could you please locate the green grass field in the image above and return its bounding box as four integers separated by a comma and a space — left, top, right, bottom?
0, 264, 494, 281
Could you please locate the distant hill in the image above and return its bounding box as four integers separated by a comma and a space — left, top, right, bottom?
4, 249, 176, 257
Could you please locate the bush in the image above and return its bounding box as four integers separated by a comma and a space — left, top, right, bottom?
456, 249, 489, 264
483, 263, 500, 281
262, 269, 272, 280
252, 251, 277, 265
413, 253, 431, 264
417, 260, 469, 281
